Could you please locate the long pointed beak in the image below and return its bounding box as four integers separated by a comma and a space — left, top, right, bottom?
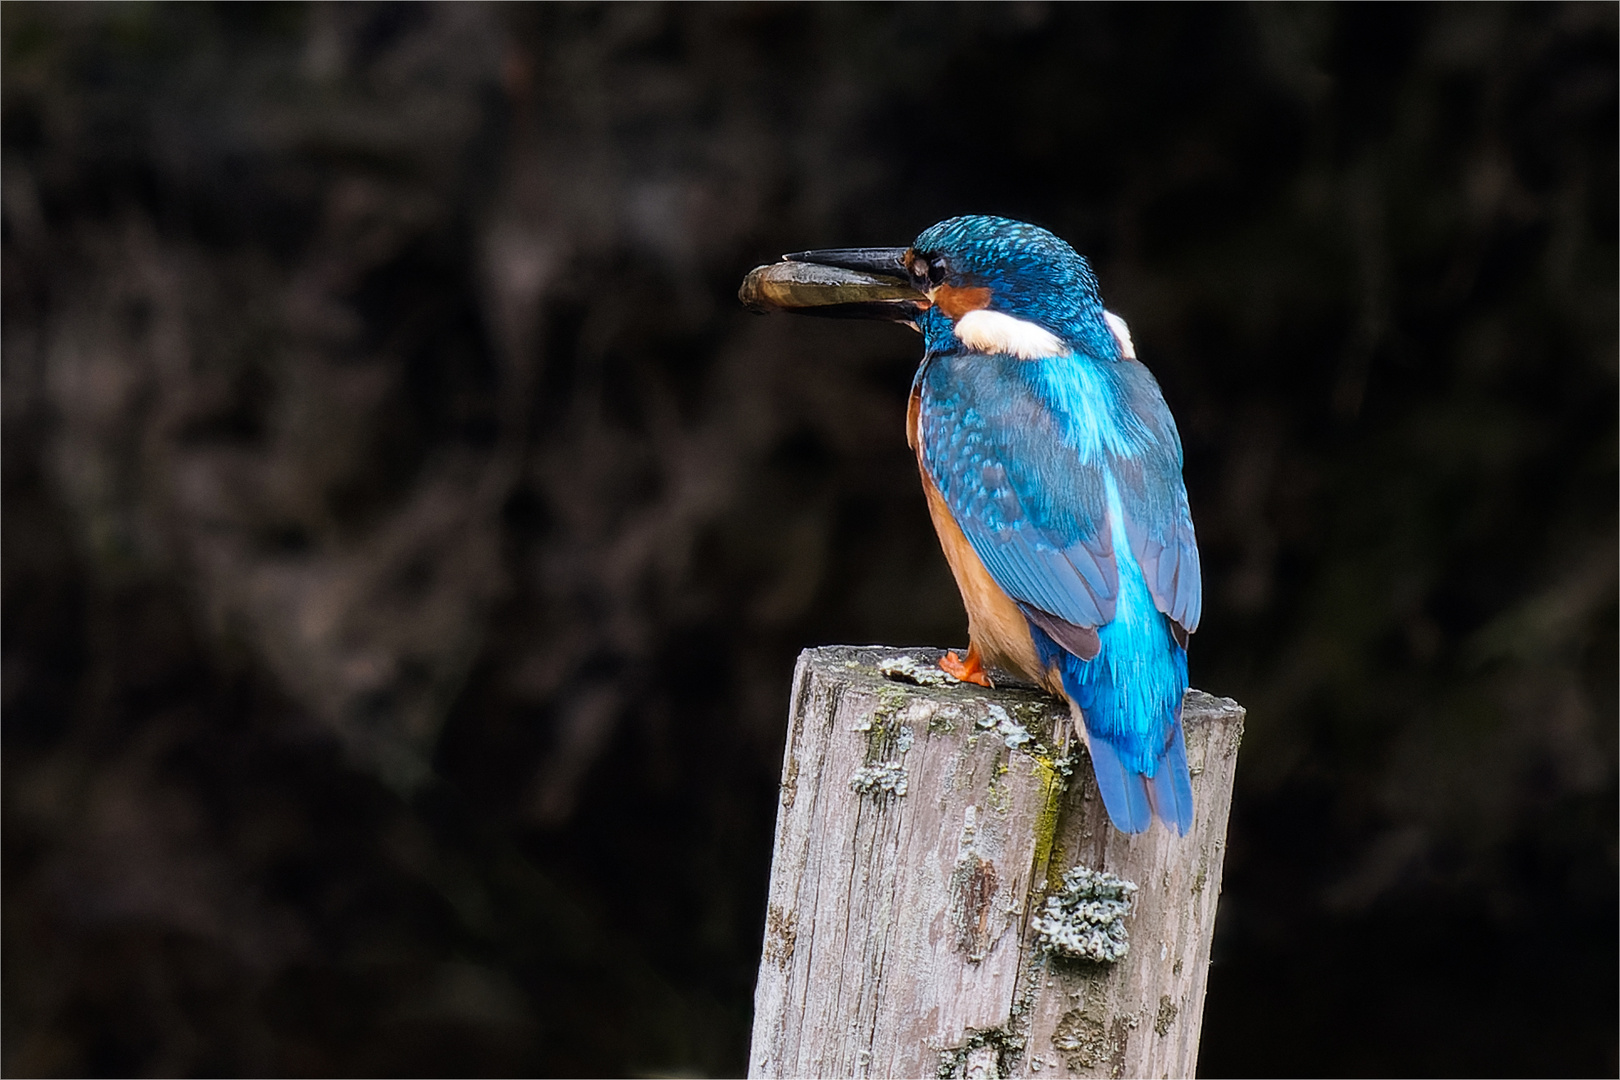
739, 246, 926, 322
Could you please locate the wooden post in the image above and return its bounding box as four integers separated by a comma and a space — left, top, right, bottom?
749, 646, 1244, 1080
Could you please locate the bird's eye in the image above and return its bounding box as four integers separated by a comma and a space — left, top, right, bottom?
927, 259, 947, 286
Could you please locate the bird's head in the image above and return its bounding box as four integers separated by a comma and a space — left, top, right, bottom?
741, 215, 1127, 361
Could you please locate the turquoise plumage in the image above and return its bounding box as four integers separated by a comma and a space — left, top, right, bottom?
741, 215, 1203, 834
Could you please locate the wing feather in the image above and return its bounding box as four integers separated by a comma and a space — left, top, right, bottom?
1111, 362, 1202, 636
919, 350, 1115, 640
918, 343, 1201, 649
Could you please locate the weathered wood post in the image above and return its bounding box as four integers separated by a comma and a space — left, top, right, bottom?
750, 646, 1244, 1080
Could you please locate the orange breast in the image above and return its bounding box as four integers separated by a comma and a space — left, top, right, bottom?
910, 390, 1055, 691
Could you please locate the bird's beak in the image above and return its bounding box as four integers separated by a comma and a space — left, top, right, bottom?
739, 247, 926, 322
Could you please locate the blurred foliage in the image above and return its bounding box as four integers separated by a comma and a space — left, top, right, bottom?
2, 3, 1614, 1077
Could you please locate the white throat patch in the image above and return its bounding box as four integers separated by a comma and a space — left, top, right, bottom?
952, 309, 1066, 359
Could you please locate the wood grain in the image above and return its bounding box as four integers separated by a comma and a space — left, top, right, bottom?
749, 646, 1244, 1080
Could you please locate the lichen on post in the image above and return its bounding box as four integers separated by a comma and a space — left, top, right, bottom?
748, 645, 1244, 1080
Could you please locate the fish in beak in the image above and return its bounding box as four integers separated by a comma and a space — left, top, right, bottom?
738, 247, 927, 323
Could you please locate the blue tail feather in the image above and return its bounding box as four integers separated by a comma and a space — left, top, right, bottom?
1084, 731, 1154, 833
1145, 720, 1194, 835
1028, 610, 1193, 835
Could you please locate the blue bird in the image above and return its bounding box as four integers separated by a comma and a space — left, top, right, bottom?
740, 215, 1201, 835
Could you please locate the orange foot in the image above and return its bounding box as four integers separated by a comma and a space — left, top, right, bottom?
939, 646, 994, 688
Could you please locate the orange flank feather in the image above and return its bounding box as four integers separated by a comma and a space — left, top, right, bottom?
910, 390, 1058, 693
920, 472, 1052, 689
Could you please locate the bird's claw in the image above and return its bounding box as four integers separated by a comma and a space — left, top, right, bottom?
939, 648, 994, 688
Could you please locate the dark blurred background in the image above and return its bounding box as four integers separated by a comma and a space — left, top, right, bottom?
3, 3, 1614, 1076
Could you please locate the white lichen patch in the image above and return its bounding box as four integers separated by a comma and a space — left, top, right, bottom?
998, 720, 1033, 750
878, 654, 961, 688
977, 703, 1034, 749
1032, 866, 1138, 963
849, 760, 909, 797
896, 725, 915, 754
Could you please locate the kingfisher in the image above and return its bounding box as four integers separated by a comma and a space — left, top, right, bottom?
741, 215, 1201, 834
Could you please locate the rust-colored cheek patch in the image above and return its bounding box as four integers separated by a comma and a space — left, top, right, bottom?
933, 284, 992, 320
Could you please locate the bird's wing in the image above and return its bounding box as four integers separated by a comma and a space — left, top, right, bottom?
1109, 361, 1202, 635
918, 352, 1118, 636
